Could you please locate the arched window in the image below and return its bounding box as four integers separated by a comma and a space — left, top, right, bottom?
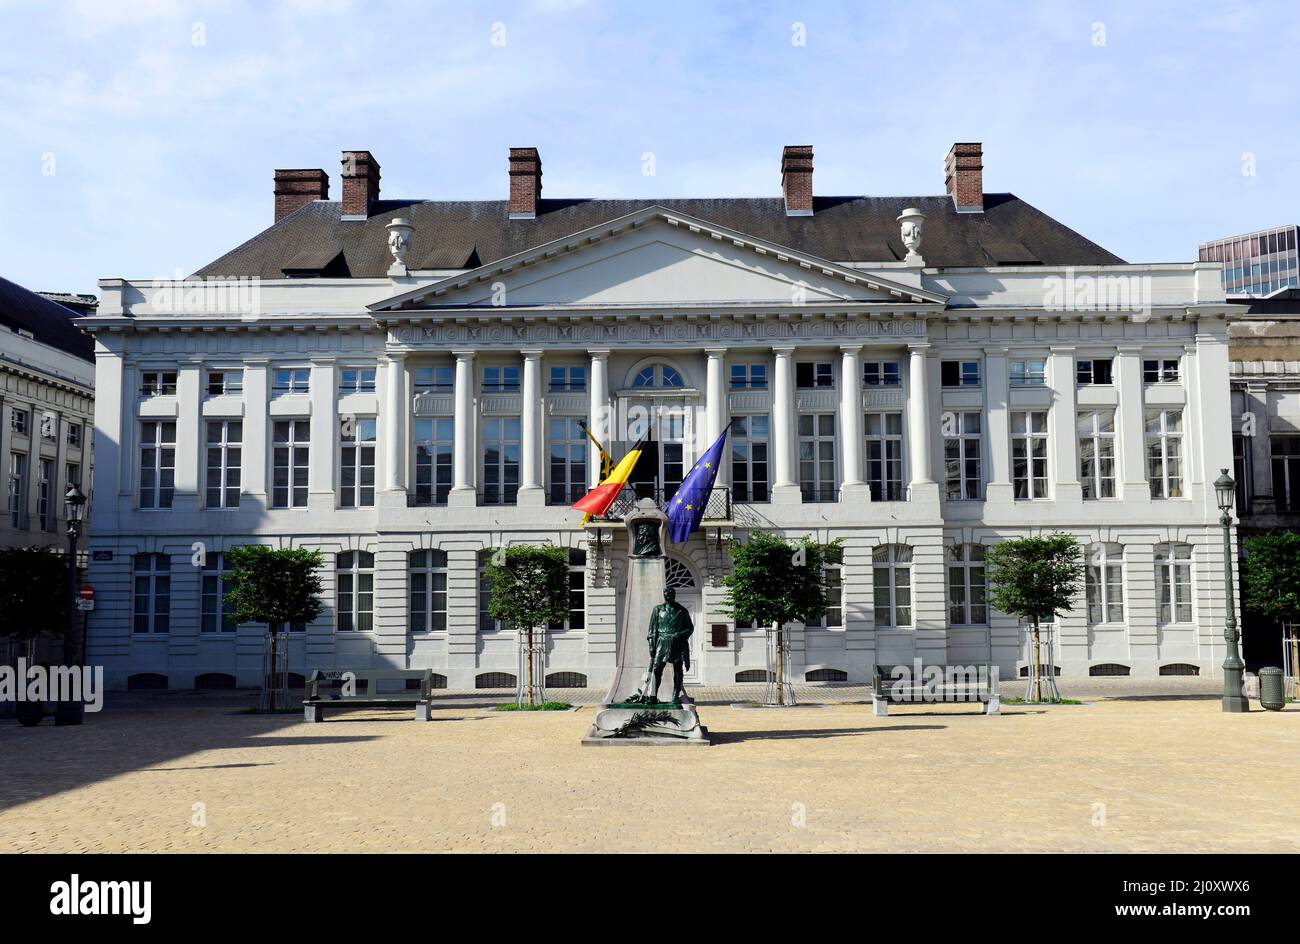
1155, 542, 1193, 624
632, 364, 684, 388
947, 544, 987, 626
665, 558, 697, 591
873, 544, 912, 627
408, 549, 448, 634
1086, 542, 1125, 624
336, 550, 374, 632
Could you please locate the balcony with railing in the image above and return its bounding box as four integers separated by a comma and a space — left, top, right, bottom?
597, 485, 732, 523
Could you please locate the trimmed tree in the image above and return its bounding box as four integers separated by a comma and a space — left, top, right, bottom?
485, 545, 570, 706
1242, 532, 1300, 697
0, 548, 68, 724
224, 546, 324, 711
722, 531, 842, 705
985, 533, 1084, 702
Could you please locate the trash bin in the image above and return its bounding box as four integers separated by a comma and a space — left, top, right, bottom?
1259, 666, 1285, 711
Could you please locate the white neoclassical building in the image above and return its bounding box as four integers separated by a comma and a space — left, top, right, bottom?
83, 144, 1237, 690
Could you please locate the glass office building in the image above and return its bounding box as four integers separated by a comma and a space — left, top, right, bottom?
1199, 225, 1300, 297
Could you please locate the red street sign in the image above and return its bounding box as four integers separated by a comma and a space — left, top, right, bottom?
79, 584, 95, 601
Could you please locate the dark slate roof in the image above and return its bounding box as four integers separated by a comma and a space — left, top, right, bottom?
194, 194, 1123, 280
0, 276, 94, 362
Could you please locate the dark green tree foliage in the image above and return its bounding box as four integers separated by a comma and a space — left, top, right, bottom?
1241, 532, 1300, 625
224, 546, 324, 628
0, 547, 68, 644
486, 545, 570, 706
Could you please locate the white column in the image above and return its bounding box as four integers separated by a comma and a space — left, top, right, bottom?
1048, 346, 1082, 502
308, 358, 337, 513
173, 358, 202, 512
1115, 345, 1149, 504
839, 344, 866, 497
984, 346, 1012, 504
518, 350, 544, 506
242, 359, 269, 503
771, 345, 800, 502
705, 348, 728, 486
383, 352, 407, 492
450, 350, 476, 505
588, 350, 610, 488
907, 343, 935, 490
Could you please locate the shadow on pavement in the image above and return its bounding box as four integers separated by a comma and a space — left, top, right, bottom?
711, 724, 946, 744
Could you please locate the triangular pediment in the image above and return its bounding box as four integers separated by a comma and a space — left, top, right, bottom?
370, 206, 946, 312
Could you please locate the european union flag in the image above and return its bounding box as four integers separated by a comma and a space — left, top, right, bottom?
667, 425, 731, 544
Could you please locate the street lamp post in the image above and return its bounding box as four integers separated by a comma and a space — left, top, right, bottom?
54, 484, 87, 726
1215, 469, 1250, 713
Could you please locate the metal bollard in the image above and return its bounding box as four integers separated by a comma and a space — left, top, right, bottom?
1259, 666, 1286, 712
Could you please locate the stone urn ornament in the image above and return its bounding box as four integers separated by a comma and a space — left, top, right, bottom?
896, 207, 925, 266
386, 217, 414, 276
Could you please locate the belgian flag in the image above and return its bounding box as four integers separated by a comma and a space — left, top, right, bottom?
572, 436, 646, 519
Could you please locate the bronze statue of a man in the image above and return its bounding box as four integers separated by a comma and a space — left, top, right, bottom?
646, 587, 693, 705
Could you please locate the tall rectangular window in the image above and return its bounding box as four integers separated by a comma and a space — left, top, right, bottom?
548, 366, 587, 392
336, 551, 374, 632
941, 360, 981, 387
1078, 409, 1116, 500
482, 366, 520, 392
205, 420, 242, 508
339, 417, 377, 508
1145, 409, 1184, 499
729, 363, 768, 389
818, 562, 843, 630
8, 453, 27, 528
550, 549, 587, 631
795, 362, 833, 389
548, 416, 588, 505
66, 462, 81, 489
798, 413, 836, 502
10, 408, 29, 435
413, 365, 454, 391
1086, 543, 1125, 624
408, 549, 448, 634
943, 411, 982, 500
864, 411, 904, 501
482, 417, 521, 505
873, 545, 912, 627
1010, 359, 1046, 386
479, 550, 506, 632
730, 414, 769, 503
201, 552, 237, 634
947, 544, 987, 626
1156, 543, 1192, 624
133, 553, 171, 634
1233, 434, 1251, 511
272, 419, 310, 508
1011, 410, 1049, 499
37, 458, 53, 530
414, 417, 453, 506
339, 367, 377, 393
67, 422, 82, 447
862, 361, 901, 387
139, 420, 176, 509
1076, 358, 1113, 385
272, 367, 310, 394
1272, 436, 1300, 512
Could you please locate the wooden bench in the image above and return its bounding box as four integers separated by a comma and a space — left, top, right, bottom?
872, 662, 1000, 716
303, 669, 434, 722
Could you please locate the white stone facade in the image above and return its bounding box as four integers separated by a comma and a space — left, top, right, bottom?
83, 208, 1237, 689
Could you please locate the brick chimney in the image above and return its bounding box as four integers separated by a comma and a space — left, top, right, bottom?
944, 142, 983, 213
508, 147, 542, 219
781, 145, 814, 217
274, 169, 329, 223
341, 150, 381, 219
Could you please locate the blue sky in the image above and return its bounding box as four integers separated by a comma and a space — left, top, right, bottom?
1, 0, 1297, 295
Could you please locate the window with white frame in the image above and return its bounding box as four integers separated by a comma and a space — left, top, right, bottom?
1076, 358, 1113, 385
731, 414, 769, 503
139, 370, 177, 397
548, 416, 588, 505
482, 366, 520, 392
40, 412, 56, 440
272, 367, 310, 394
873, 544, 912, 627
729, 363, 768, 390
1155, 542, 1192, 623
478, 550, 507, 632
1145, 409, 1184, 499
795, 361, 834, 389
37, 458, 53, 531
550, 549, 587, 631
798, 413, 836, 502
943, 411, 982, 500
133, 553, 171, 633
862, 361, 901, 387
67, 422, 82, 447
8, 453, 26, 528
865, 411, 904, 501
633, 364, 685, 388
941, 360, 981, 387
413, 365, 454, 391
947, 544, 988, 626
201, 551, 238, 633
482, 417, 521, 505
339, 367, 376, 394
66, 461, 80, 489
139, 420, 176, 509
271, 419, 309, 508
205, 420, 242, 509
206, 369, 243, 396
1143, 358, 1180, 384
1086, 543, 1125, 624
10, 408, 28, 435
414, 417, 453, 505
1010, 359, 1047, 386
1078, 409, 1117, 500
336, 551, 374, 632
408, 549, 448, 634
816, 560, 842, 629
1011, 410, 1049, 499
549, 365, 587, 392
339, 417, 377, 508
1274, 435, 1300, 512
